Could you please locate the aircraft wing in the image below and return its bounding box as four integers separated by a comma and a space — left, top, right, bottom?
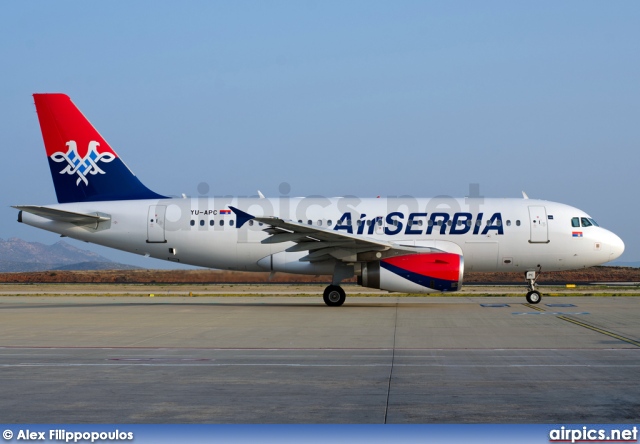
230, 206, 439, 262
13, 206, 110, 226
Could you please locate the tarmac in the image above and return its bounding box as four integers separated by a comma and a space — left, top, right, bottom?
0, 287, 638, 423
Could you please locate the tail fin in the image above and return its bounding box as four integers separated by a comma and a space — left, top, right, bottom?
33, 93, 166, 203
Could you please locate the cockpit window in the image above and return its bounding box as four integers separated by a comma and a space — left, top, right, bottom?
581, 217, 592, 227
571, 217, 580, 228
589, 218, 600, 227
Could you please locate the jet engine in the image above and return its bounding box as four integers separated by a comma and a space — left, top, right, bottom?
358, 252, 464, 293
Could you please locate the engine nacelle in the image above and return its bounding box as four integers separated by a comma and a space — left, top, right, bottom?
358, 252, 464, 293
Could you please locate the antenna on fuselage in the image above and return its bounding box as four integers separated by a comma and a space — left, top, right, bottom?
522, 191, 529, 199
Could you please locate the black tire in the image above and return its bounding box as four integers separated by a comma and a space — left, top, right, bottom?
526, 290, 542, 304
323, 285, 346, 307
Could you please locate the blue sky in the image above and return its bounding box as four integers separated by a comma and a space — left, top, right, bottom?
1, 1, 638, 267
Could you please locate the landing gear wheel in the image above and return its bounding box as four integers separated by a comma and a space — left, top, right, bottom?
323, 285, 346, 307
526, 290, 542, 304
524, 270, 542, 304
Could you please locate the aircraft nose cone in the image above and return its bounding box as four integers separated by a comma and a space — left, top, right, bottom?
609, 233, 625, 261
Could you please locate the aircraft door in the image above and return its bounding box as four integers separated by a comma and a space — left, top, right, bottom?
147, 205, 167, 243
528, 206, 548, 243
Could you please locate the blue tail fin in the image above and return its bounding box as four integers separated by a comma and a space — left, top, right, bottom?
34, 93, 166, 203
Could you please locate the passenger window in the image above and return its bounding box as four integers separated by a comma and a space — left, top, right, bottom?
516, 220, 521, 226
506, 220, 511, 226
466, 220, 472, 227
377, 219, 382, 226
308, 220, 312, 225
571, 217, 580, 228
210, 220, 214, 226
328, 220, 333, 226
249, 220, 253, 226
200, 220, 205, 226
357, 220, 363, 227
318, 220, 322, 226
298, 220, 302, 223
190, 220, 195, 226
259, 222, 263, 226
220, 220, 224, 226
447, 220, 452, 226
229, 220, 234, 227
581, 217, 592, 227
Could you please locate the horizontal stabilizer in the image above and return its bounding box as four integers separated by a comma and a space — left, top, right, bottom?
13, 205, 110, 225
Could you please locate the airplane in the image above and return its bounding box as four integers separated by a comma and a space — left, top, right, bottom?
14, 93, 625, 306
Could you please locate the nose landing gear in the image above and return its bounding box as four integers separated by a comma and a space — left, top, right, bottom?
525, 270, 542, 304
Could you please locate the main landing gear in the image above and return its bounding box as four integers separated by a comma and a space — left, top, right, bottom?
323, 285, 346, 307
525, 270, 542, 304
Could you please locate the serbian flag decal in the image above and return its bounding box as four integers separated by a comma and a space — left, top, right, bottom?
572, 232, 583, 237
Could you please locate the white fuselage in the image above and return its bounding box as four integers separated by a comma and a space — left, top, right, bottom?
20, 196, 624, 276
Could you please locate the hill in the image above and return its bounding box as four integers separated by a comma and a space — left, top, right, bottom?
0, 238, 139, 272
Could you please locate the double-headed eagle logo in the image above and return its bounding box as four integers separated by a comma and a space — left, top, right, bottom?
50, 141, 115, 186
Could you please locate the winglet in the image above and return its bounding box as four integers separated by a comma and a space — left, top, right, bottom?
229, 206, 255, 228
